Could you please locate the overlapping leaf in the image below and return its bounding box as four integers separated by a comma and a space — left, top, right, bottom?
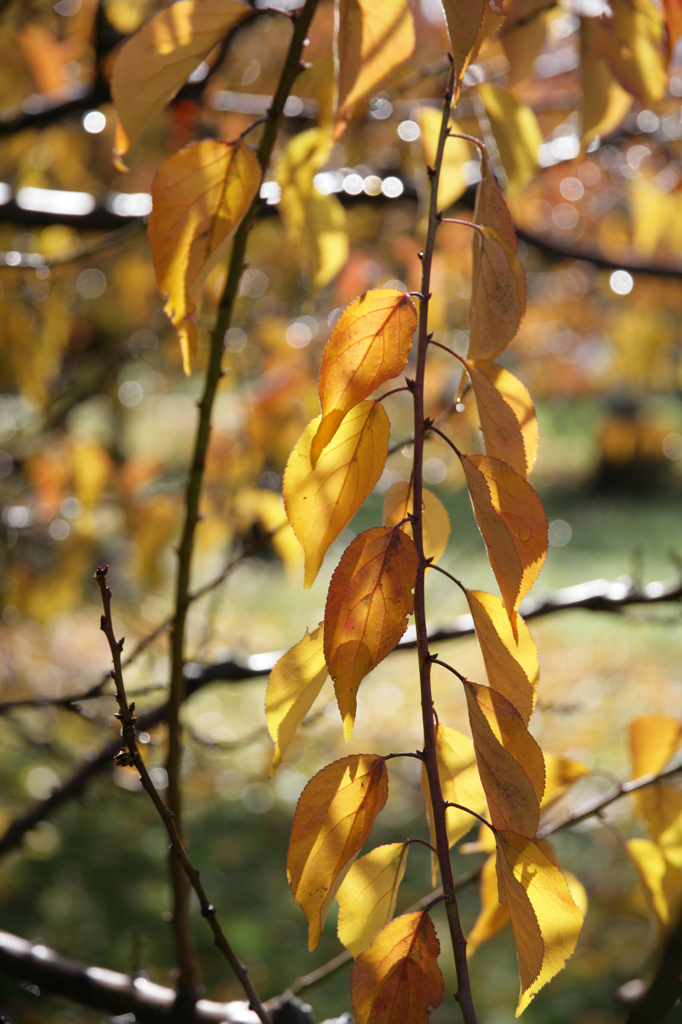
473, 147, 517, 252
476, 82, 543, 198
324, 526, 419, 740
580, 17, 633, 148
465, 361, 538, 478
148, 139, 260, 374
630, 715, 682, 865
382, 482, 451, 566
350, 911, 444, 1024
337, 842, 409, 958
467, 227, 526, 362
288, 754, 388, 950
541, 754, 590, 810
311, 289, 417, 465
283, 401, 390, 588
419, 107, 472, 212
266, 625, 328, 773
627, 837, 682, 934
440, 0, 503, 100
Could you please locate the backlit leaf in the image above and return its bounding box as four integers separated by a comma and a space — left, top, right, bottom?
337, 842, 409, 957
308, 192, 350, 290
467, 852, 510, 955
312, 289, 417, 465
350, 911, 444, 1024
419, 107, 472, 212
441, 0, 503, 100
541, 753, 590, 810
594, 0, 668, 107
630, 715, 682, 865
502, 9, 549, 88
473, 147, 517, 252
288, 754, 388, 950
148, 139, 260, 374
627, 837, 682, 934
382, 482, 451, 566
630, 715, 682, 778
467, 227, 526, 361
283, 401, 390, 588
324, 526, 419, 740
477, 82, 543, 199
465, 360, 538, 478
266, 625, 328, 773
580, 17, 633, 148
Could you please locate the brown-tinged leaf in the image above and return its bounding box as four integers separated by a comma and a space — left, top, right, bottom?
337, 842, 409, 957
465, 681, 545, 838
627, 838, 682, 934
111, 0, 252, 161
464, 589, 538, 724
311, 289, 417, 465
594, 0, 668, 107
541, 753, 590, 810
266, 625, 328, 773
467, 226, 526, 361
419, 107, 473, 212
502, 9, 549, 88
147, 139, 260, 374
350, 911, 444, 1024
467, 851, 510, 955
382, 482, 451, 566
283, 401, 390, 588
580, 16, 633, 148
459, 454, 548, 625
465, 360, 538, 477
473, 147, 517, 252
288, 754, 388, 950
324, 526, 419, 740
441, 0, 503, 100
476, 82, 543, 199
630, 715, 682, 865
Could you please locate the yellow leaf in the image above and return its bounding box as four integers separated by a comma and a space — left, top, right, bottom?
335, 0, 416, 134
502, 10, 549, 88
467, 852, 510, 955
266, 625, 328, 773
629, 180, 671, 258
441, 0, 503, 99
594, 0, 668, 107
496, 831, 583, 1015
465, 589, 538, 725
350, 911, 444, 1024
465, 360, 538, 478
580, 17, 633, 149
627, 837, 682, 934
324, 526, 419, 740
312, 289, 417, 465
337, 842, 409, 957
459, 454, 548, 625
477, 82, 543, 199
473, 146, 518, 252
283, 401, 390, 588
465, 681, 544, 838
630, 715, 682, 778
111, 0, 252, 161
419, 107, 472, 212
630, 715, 682, 864
148, 139, 261, 374
382, 482, 451, 566
541, 754, 590, 810
287, 754, 388, 950
467, 227, 526, 361
308, 191, 350, 290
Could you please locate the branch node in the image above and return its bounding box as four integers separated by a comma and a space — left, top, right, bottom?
202, 904, 217, 918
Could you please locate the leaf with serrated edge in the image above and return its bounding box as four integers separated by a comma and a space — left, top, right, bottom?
148, 139, 260, 374
337, 842, 409, 958
464, 681, 545, 838
420, 107, 472, 212
627, 838, 682, 934
112, 0, 252, 161
383, 482, 451, 566
311, 289, 416, 465
266, 625, 327, 773
287, 754, 388, 950
467, 226, 526, 361
325, 526, 419, 740
350, 911, 444, 1024
283, 401, 390, 588
468, 852, 510, 955
465, 361, 538, 478
465, 589, 538, 724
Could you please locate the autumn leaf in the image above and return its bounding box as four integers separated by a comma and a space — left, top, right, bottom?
324, 526, 419, 740
580, 17, 633, 149
630, 715, 682, 865
148, 139, 260, 374
473, 147, 518, 253
467, 227, 526, 361
476, 82, 543, 199
287, 754, 388, 950
311, 289, 417, 465
467, 852, 510, 955
440, 0, 503, 100
337, 842, 409, 957
283, 401, 390, 588
465, 360, 538, 478
594, 0, 668, 107
464, 589, 538, 725
419, 107, 472, 212
350, 911, 444, 1024
383, 482, 451, 566
542, 753, 590, 810
111, 0, 253, 162
307, 192, 350, 289
502, 9, 550, 89
266, 625, 328, 773
459, 454, 548, 625
627, 838, 682, 934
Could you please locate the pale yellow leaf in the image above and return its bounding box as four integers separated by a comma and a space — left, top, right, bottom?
630, 715, 682, 864
541, 754, 590, 810
383, 482, 451, 565
309, 192, 350, 290
502, 10, 549, 88
466, 360, 538, 477
477, 82, 543, 199
266, 625, 328, 773
467, 852, 510, 955
337, 842, 409, 957
627, 837, 682, 934
419, 107, 472, 211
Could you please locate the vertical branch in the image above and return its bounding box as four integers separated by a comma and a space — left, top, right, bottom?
164, 0, 320, 996
409, 62, 479, 1024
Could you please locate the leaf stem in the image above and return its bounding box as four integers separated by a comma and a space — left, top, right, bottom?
444, 802, 495, 832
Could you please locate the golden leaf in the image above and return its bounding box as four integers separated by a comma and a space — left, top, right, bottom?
580, 17, 633, 149
419, 107, 472, 212
467, 852, 510, 955
465, 360, 538, 478
473, 147, 518, 252
594, 0, 668, 107
541, 753, 590, 810
287, 754, 388, 950
441, 0, 503, 100
502, 10, 549, 88
630, 715, 682, 865
308, 192, 350, 290
337, 842, 409, 958
265, 625, 328, 773
627, 838, 682, 934
467, 227, 526, 361
382, 482, 451, 566
476, 82, 543, 199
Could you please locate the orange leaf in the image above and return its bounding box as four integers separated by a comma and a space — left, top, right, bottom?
311, 289, 417, 465
283, 401, 390, 588
382, 482, 451, 565
350, 911, 444, 1024
287, 754, 388, 950
464, 681, 544, 838
265, 625, 328, 773
337, 842, 410, 957
467, 226, 526, 361
324, 526, 419, 740
465, 361, 538, 478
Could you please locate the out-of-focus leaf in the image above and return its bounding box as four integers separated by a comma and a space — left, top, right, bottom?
266, 625, 328, 772
661, 0, 682, 45
502, 10, 549, 88
580, 16, 633, 148
337, 842, 409, 957
467, 227, 526, 361
467, 851, 510, 955
382, 482, 451, 566
308, 192, 350, 289
477, 82, 543, 198
422, 724, 488, 870
593, 0, 668, 107
234, 488, 302, 577
419, 107, 472, 211
465, 360, 538, 477
441, 0, 503, 99
542, 754, 590, 810
627, 838, 682, 933
630, 715, 682, 865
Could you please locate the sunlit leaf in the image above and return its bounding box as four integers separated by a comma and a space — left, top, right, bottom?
467, 851, 510, 955
541, 753, 590, 810
308, 192, 350, 289
476, 82, 543, 199
440, 0, 503, 100
350, 911, 444, 1024
630, 715, 682, 865
630, 715, 682, 779
324, 526, 419, 740
382, 482, 451, 566
627, 837, 682, 934
283, 401, 390, 588
419, 107, 472, 212
287, 754, 388, 950
266, 625, 328, 773
580, 17, 633, 148
337, 842, 409, 957
465, 360, 538, 478
467, 227, 526, 361
594, 0, 668, 107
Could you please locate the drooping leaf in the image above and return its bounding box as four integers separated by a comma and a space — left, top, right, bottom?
467, 226, 526, 361
464, 589, 538, 725
467, 852, 510, 955
350, 911, 444, 1024
594, 0, 668, 107
465, 360, 538, 478
440, 0, 503, 100
382, 482, 451, 566
476, 82, 543, 199
266, 625, 328, 773
283, 401, 390, 588
419, 107, 472, 212
465, 681, 545, 838
473, 147, 517, 252
337, 842, 409, 958
580, 17, 633, 148
541, 753, 590, 810
627, 837, 682, 934
287, 754, 388, 950
111, 0, 252, 162
459, 454, 548, 625
148, 139, 261, 374
630, 715, 682, 865
311, 289, 417, 465
324, 526, 419, 740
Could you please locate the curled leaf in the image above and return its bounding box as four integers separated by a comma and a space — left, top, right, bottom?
465, 360, 538, 478
467, 226, 526, 361
337, 842, 409, 958
382, 482, 451, 566
266, 625, 328, 773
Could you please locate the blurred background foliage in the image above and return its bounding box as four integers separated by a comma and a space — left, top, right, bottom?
1, 0, 682, 1022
